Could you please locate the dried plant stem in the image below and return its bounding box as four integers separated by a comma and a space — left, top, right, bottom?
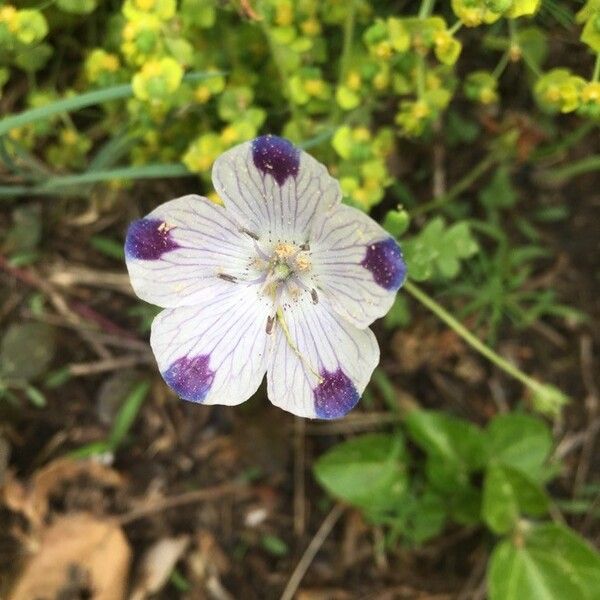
280, 504, 345, 600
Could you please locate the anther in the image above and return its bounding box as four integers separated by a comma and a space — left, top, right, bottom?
300, 243, 310, 251
266, 315, 275, 334
240, 227, 259, 241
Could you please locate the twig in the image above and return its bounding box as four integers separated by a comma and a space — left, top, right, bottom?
573, 335, 599, 494
294, 417, 306, 538
280, 504, 345, 600
116, 482, 252, 525
305, 412, 401, 434
69, 354, 153, 376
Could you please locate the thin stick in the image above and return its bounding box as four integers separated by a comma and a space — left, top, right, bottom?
116, 482, 251, 525
69, 354, 153, 376
280, 504, 345, 600
294, 417, 306, 537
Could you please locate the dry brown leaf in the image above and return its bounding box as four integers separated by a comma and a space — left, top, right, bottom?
9, 512, 131, 600
129, 535, 190, 600
1, 458, 123, 529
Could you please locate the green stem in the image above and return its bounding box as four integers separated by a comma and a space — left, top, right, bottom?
521, 49, 542, 78
492, 50, 511, 80
404, 281, 560, 405
418, 0, 436, 19
413, 153, 497, 216
593, 53, 600, 82
0, 71, 220, 137
448, 20, 463, 35
540, 154, 600, 184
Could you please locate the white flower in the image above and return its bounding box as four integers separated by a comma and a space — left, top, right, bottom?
125, 135, 406, 419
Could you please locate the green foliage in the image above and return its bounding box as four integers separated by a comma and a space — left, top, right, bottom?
314, 409, 600, 594
403, 218, 479, 281
482, 464, 548, 533
71, 380, 151, 458
314, 433, 408, 515
489, 524, 600, 599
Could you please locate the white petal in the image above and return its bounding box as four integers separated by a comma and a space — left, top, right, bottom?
151, 284, 272, 405
310, 204, 407, 329
267, 293, 379, 419
212, 136, 340, 242
125, 194, 256, 308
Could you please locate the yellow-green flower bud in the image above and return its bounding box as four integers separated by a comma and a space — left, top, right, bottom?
132, 57, 183, 102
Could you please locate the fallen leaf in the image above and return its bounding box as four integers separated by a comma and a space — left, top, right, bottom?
9, 513, 131, 600
129, 535, 190, 600
1, 458, 123, 530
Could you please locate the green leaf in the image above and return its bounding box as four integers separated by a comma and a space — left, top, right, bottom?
24, 384, 46, 408
14, 43, 53, 73
0, 164, 191, 198
582, 13, 600, 52
383, 489, 447, 545
488, 524, 600, 599
482, 464, 548, 534
479, 167, 518, 209
90, 235, 125, 260
313, 433, 408, 511
107, 380, 151, 450
0, 71, 221, 137
518, 27, 549, 70
406, 410, 487, 471
403, 218, 478, 282
0, 323, 56, 381
486, 413, 553, 481
261, 534, 289, 557
406, 411, 486, 502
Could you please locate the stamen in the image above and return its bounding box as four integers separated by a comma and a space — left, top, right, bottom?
240, 227, 259, 241
218, 273, 237, 283
266, 315, 275, 334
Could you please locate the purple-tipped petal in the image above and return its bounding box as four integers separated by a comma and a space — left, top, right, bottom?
124, 194, 256, 309
361, 238, 407, 291
314, 369, 360, 419
212, 137, 341, 240
125, 218, 180, 260
251, 135, 299, 185
151, 284, 272, 407
163, 354, 215, 403
310, 204, 407, 329
267, 293, 379, 419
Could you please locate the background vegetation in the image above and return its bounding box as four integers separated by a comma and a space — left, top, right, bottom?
0, 0, 599, 598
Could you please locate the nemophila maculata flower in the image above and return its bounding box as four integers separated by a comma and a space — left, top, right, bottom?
125, 135, 406, 419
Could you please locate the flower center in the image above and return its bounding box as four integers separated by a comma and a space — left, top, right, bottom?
218, 233, 319, 319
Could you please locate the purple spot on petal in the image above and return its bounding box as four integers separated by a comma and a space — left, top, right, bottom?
162, 354, 215, 403
125, 218, 180, 260
361, 238, 407, 291
251, 135, 299, 185
314, 369, 359, 419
